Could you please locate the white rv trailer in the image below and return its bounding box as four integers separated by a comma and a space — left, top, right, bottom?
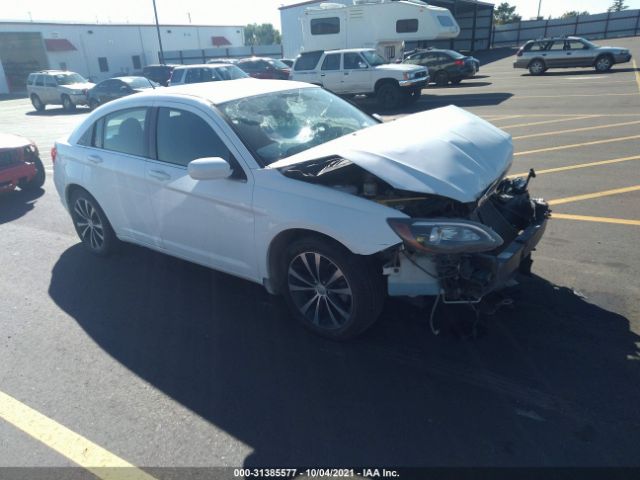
300, 0, 460, 62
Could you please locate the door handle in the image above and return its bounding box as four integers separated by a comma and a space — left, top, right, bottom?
542, 54, 547, 56
148, 169, 170, 181
320, 73, 326, 77
567, 52, 572, 55
88, 155, 103, 164
344, 72, 350, 75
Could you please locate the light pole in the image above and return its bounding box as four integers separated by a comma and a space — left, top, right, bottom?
537, 0, 542, 19
152, 0, 165, 64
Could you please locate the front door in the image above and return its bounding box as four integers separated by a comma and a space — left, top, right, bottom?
145, 104, 257, 280
342, 52, 371, 94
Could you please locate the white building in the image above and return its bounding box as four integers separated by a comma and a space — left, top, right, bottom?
0, 21, 245, 93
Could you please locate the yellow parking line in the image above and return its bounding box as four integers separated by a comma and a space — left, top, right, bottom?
0, 390, 156, 480
548, 185, 640, 206
633, 60, 640, 95
514, 134, 640, 156
509, 154, 640, 178
552, 213, 640, 226
483, 114, 524, 121
512, 120, 640, 140
498, 115, 599, 129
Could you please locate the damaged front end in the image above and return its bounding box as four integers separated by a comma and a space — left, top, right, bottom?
384, 172, 550, 302
281, 158, 550, 302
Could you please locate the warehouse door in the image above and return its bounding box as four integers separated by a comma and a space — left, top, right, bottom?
0, 32, 49, 93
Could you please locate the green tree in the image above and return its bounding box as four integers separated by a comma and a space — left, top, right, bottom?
561, 11, 590, 18
244, 23, 282, 46
608, 0, 628, 12
493, 2, 522, 25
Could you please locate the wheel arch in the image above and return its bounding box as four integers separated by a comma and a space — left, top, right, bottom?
374, 78, 399, 93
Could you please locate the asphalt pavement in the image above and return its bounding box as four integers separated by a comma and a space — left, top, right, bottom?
1, 37, 639, 478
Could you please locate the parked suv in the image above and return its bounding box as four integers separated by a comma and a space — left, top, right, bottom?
169, 64, 248, 86
514, 36, 632, 75
26, 71, 94, 112
291, 48, 429, 109
403, 48, 479, 86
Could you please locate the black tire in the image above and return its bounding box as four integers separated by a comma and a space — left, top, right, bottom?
89, 99, 100, 111
62, 95, 76, 112
376, 82, 402, 110
595, 55, 613, 72
69, 189, 117, 256
18, 157, 45, 191
434, 71, 449, 86
31, 94, 45, 112
282, 236, 385, 340
528, 59, 546, 75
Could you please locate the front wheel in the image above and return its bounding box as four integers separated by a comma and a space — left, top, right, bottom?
19, 157, 45, 191
69, 190, 117, 256
62, 95, 76, 112
595, 55, 613, 72
376, 83, 402, 110
283, 237, 385, 340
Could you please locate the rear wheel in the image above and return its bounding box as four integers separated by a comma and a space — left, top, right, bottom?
376, 82, 402, 110
595, 55, 613, 72
434, 71, 449, 86
18, 157, 45, 191
62, 95, 76, 112
31, 94, 45, 112
69, 189, 117, 256
282, 237, 385, 340
528, 59, 546, 75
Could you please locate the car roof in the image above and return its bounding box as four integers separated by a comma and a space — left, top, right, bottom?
135, 78, 316, 105
173, 63, 235, 69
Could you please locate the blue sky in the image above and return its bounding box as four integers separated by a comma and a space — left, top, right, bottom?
1, 0, 639, 29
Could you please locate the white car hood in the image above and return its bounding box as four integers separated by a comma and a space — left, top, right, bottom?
374, 63, 424, 72
61, 82, 94, 90
270, 105, 513, 204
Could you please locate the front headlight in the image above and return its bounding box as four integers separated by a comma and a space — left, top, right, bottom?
387, 218, 503, 253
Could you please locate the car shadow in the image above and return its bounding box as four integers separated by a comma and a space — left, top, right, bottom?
428, 81, 493, 88
472, 47, 518, 66
26, 107, 90, 117
0, 187, 45, 225
519, 67, 639, 77
358, 92, 513, 115
49, 243, 640, 467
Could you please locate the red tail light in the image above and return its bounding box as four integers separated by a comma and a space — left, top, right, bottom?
51, 146, 57, 164
454, 59, 464, 66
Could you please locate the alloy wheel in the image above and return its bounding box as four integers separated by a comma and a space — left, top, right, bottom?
74, 198, 105, 250
287, 251, 353, 330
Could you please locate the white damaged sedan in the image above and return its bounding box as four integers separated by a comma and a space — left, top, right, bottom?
53, 79, 549, 339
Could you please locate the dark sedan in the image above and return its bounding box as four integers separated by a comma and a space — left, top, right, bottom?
404, 48, 479, 86
236, 57, 291, 79
87, 77, 158, 109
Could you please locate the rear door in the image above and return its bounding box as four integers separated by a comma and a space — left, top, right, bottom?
145, 104, 257, 278
319, 53, 342, 92
545, 40, 567, 67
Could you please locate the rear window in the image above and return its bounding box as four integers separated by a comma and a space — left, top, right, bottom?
437, 15, 454, 27
445, 50, 464, 59
170, 69, 185, 83
294, 51, 323, 71
27, 74, 36, 85
268, 59, 289, 69
126, 77, 153, 88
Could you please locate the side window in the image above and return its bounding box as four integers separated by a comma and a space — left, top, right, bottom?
27, 74, 35, 85
77, 124, 95, 147
321, 54, 341, 71
396, 19, 418, 33
567, 41, 586, 50
132, 55, 142, 70
294, 51, 323, 71
310, 17, 340, 35
344, 53, 367, 69
35, 75, 45, 87
185, 68, 202, 84
102, 108, 149, 157
170, 69, 185, 83
548, 41, 565, 51
45, 76, 57, 87
156, 108, 231, 168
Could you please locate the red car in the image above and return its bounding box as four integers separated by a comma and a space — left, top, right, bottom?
236, 57, 291, 79
0, 134, 45, 193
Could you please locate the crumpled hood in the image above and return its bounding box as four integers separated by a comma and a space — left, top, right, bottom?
374, 63, 425, 72
60, 82, 94, 91
0, 133, 32, 149
270, 105, 513, 203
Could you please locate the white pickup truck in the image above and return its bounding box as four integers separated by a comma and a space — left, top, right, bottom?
291, 48, 429, 109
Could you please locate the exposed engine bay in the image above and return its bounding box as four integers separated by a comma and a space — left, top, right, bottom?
280, 157, 550, 302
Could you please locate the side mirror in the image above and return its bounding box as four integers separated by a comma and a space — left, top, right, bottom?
188, 157, 233, 180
